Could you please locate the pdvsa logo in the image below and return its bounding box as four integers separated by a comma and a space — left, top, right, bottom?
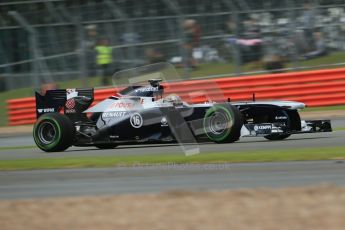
110, 102, 134, 109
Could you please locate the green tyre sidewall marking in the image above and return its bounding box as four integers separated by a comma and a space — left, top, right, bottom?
33, 117, 61, 150
203, 105, 233, 142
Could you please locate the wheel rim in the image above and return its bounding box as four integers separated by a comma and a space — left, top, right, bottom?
203, 106, 236, 142
38, 121, 57, 145
209, 112, 229, 135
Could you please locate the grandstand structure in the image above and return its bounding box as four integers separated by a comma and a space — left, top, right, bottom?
0, 0, 345, 90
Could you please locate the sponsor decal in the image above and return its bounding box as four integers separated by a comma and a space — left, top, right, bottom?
275, 116, 287, 120
65, 98, 75, 109
37, 108, 55, 113
65, 97, 76, 113
65, 109, 76, 114
130, 113, 143, 128
134, 87, 158, 93
254, 125, 272, 131
66, 88, 78, 100
161, 116, 168, 127
102, 112, 127, 118
109, 102, 134, 109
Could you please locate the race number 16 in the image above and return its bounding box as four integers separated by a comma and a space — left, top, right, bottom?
130, 113, 143, 128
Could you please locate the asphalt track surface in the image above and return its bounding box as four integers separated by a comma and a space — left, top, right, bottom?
0, 161, 345, 199
0, 131, 344, 160
0, 124, 345, 199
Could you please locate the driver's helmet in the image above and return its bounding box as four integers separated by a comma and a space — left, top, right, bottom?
164, 94, 183, 105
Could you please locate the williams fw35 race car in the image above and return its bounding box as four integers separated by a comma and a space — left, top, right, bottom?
33, 63, 332, 152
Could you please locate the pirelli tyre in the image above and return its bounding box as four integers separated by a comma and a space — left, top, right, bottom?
203, 104, 243, 143
33, 113, 75, 152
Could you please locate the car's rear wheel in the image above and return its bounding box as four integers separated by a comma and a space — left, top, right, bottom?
203, 104, 243, 143
33, 113, 75, 152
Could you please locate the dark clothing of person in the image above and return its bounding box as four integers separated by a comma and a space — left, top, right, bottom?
99, 64, 112, 85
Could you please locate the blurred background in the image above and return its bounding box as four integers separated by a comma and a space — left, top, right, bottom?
1, 0, 345, 91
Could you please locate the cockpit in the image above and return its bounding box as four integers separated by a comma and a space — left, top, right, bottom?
116, 79, 185, 106
162, 94, 183, 106
118, 79, 164, 98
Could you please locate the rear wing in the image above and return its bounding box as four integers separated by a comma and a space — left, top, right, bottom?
35, 88, 94, 119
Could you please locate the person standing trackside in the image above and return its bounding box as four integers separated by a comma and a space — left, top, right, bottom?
95, 38, 113, 85
182, 19, 201, 70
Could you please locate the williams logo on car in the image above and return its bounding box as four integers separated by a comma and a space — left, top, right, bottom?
37, 108, 55, 113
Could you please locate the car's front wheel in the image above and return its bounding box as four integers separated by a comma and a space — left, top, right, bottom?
33, 113, 75, 152
203, 104, 243, 143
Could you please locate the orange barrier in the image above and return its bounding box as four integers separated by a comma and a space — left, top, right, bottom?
7, 67, 345, 126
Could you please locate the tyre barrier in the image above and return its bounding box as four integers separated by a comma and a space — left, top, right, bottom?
7, 67, 345, 126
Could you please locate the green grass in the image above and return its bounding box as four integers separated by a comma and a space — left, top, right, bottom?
303, 105, 345, 112
295, 51, 345, 67
0, 146, 36, 151
0, 146, 345, 171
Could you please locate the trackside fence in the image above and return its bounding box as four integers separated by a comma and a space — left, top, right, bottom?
7, 67, 345, 126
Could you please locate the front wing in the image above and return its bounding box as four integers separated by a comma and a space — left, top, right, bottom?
241, 120, 332, 137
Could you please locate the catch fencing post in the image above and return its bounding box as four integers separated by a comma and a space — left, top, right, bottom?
8, 11, 53, 90
163, 0, 189, 78
222, 0, 242, 75
76, 17, 88, 87
8, 11, 40, 90
58, 6, 88, 87
285, 0, 300, 70
44, 1, 69, 73
105, 0, 136, 69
